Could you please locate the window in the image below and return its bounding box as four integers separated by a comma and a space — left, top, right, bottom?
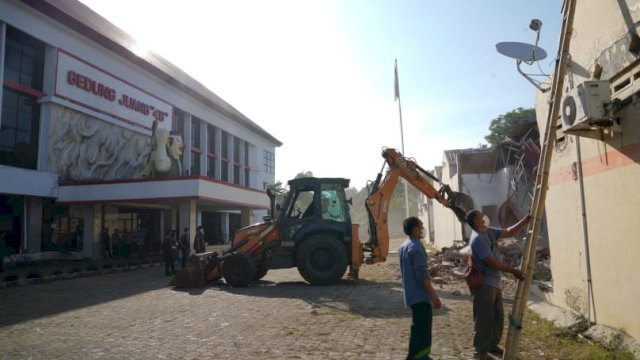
221, 131, 229, 158
190, 116, 201, 176
264, 150, 274, 174
1, 27, 45, 169
320, 185, 348, 222
191, 116, 200, 148
233, 137, 241, 184
221, 160, 229, 181
206, 124, 216, 178
190, 151, 201, 176
287, 190, 315, 219
174, 108, 185, 135
42, 200, 84, 251
244, 142, 250, 187
207, 156, 216, 178
207, 124, 216, 152
0, 89, 40, 168
4, 26, 45, 89
221, 131, 229, 182
233, 165, 240, 184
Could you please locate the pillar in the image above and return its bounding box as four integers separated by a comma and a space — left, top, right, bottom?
241, 207, 253, 228
221, 212, 230, 243
178, 199, 197, 249
92, 204, 103, 259
26, 197, 42, 255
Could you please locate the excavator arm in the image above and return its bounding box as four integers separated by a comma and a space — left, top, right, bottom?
362, 148, 471, 265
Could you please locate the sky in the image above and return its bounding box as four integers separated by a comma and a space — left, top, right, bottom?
78, 0, 563, 190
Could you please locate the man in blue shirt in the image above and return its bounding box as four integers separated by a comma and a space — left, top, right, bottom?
466, 210, 529, 360
399, 217, 441, 360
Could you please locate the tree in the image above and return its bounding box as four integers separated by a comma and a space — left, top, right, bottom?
266, 181, 287, 195
294, 171, 313, 179
485, 107, 536, 147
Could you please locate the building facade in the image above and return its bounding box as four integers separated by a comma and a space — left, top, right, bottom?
535, 1, 640, 343
0, 0, 281, 262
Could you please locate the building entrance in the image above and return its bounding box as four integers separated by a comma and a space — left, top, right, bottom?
103, 206, 167, 258
0, 195, 22, 256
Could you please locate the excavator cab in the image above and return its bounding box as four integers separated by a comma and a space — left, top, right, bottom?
278, 178, 352, 241
274, 178, 353, 285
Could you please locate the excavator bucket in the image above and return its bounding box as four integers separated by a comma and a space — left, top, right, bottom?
447, 191, 476, 223
170, 252, 222, 288
438, 184, 476, 223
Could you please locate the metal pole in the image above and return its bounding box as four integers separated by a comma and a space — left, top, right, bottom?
395, 59, 410, 218
575, 136, 595, 325
503, 1, 576, 358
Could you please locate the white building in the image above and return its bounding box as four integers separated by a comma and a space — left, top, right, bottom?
0, 0, 281, 261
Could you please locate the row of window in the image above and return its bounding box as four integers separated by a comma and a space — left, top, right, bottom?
175, 110, 268, 187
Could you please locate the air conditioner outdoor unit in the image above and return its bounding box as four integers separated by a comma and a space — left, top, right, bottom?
561, 80, 612, 133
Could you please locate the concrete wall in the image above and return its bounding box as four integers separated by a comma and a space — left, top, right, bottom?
430, 154, 463, 249
535, 0, 640, 342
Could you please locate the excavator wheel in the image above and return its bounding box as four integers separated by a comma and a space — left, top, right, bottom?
254, 261, 268, 281
222, 252, 256, 287
296, 234, 347, 286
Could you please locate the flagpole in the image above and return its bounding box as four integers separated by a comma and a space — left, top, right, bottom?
395, 59, 410, 218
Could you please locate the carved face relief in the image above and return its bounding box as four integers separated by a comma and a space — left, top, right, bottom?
168, 135, 184, 157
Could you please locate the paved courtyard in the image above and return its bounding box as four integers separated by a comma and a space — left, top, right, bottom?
0, 253, 568, 360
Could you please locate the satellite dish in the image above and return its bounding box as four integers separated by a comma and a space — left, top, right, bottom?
496, 41, 547, 62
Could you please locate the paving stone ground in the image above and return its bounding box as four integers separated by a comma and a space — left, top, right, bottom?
0, 247, 566, 360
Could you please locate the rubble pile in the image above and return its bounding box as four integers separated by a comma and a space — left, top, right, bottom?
428, 239, 552, 286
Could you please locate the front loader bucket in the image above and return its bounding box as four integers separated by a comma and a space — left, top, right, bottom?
170, 255, 205, 288
170, 252, 222, 288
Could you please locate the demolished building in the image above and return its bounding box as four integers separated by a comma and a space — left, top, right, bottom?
422, 117, 548, 252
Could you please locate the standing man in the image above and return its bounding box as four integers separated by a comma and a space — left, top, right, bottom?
398, 217, 441, 360
194, 226, 206, 254
179, 227, 190, 269
101, 227, 112, 259
112, 229, 122, 258
466, 210, 529, 360
163, 230, 177, 276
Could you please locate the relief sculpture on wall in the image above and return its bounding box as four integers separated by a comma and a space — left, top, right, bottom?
49, 105, 151, 181
48, 105, 183, 181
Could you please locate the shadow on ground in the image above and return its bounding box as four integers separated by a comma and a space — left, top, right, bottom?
0, 266, 169, 328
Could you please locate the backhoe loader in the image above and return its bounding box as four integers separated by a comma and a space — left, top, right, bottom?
170, 147, 473, 288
